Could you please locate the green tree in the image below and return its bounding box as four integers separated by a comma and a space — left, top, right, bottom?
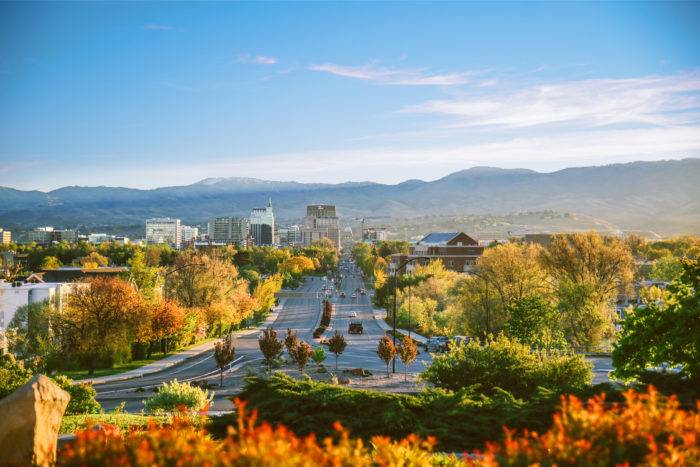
613, 259, 700, 381
503, 295, 567, 350
649, 255, 683, 282
311, 346, 326, 369
125, 249, 161, 301
40, 255, 62, 269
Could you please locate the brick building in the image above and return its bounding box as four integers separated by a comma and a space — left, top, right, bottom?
388, 232, 484, 275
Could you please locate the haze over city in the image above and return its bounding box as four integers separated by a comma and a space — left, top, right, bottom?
2, 2, 700, 190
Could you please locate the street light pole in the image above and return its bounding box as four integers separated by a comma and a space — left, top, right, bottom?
391, 256, 428, 373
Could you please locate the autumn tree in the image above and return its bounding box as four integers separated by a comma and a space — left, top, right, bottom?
377, 336, 396, 377
214, 334, 235, 387
258, 328, 284, 373
327, 331, 347, 372
78, 251, 109, 268
289, 340, 312, 374
138, 300, 185, 357
58, 277, 143, 374
40, 256, 62, 269
284, 329, 299, 356
397, 335, 418, 382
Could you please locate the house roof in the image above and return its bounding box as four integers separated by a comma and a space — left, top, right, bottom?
26, 267, 128, 283
418, 233, 460, 245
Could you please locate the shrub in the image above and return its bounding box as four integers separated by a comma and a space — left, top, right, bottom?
422, 334, 592, 397
59, 400, 449, 466
0, 353, 33, 398
143, 379, 212, 413
210, 373, 562, 451
53, 375, 102, 415
472, 387, 700, 466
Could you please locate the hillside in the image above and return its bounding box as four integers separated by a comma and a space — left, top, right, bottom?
1, 159, 698, 235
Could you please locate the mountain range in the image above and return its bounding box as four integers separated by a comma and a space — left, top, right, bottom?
1, 159, 699, 234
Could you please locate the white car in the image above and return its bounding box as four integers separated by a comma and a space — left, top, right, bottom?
348, 311, 357, 318
351, 293, 357, 299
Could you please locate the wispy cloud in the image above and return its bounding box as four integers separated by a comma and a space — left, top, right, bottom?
238, 54, 278, 65
403, 73, 700, 128
309, 62, 472, 86
143, 23, 173, 31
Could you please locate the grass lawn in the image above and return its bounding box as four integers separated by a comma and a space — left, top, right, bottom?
59, 338, 214, 380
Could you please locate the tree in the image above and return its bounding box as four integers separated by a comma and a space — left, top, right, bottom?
613, 259, 700, 381
214, 334, 235, 387
397, 335, 418, 382
258, 328, 284, 373
57, 277, 143, 374
311, 346, 326, 369
40, 255, 62, 269
377, 336, 396, 377
79, 251, 109, 268
141, 300, 185, 356
503, 295, 567, 350
125, 249, 161, 301
284, 328, 299, 356
649, 255, 683, 282
289, 340, 312, 374
327, 331, 347, 371
541, 232, 634, 350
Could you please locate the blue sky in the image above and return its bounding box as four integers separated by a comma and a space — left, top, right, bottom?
1, 1, 699, 191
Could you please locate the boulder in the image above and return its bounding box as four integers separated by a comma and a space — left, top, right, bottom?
338, 376, 351, 385
0, 374, 70, 466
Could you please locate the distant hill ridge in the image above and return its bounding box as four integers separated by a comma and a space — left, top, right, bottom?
1, 158, 698, 234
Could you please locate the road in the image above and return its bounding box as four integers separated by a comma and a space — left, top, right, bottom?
95, 260, 426, 412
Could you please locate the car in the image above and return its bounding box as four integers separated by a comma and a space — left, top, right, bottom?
360, 289, 366, 296
426, 336, 449, 352
348, 311, 357, 318
348, 321, 363, 334
451, 336, 472, 347
340, 292, 346, 298
351, 293, 357, 299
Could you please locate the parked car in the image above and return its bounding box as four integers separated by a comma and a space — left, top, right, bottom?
349, 321, 363, 334
426, 336, 449, 352
450, 335, 472, 347
348, 311, 357, 318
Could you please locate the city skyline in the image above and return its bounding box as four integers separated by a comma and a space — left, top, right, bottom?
2, 2, 700, 190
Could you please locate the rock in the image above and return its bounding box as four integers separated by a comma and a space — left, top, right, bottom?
338, 376, 351, 385
348, 368, 372, 377
0, 374, 70, 466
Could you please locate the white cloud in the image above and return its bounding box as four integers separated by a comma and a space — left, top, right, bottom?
238, 54, 278, 65
403, 73, 700, 128
143, 23, 173, 31
309, 62, 472, 86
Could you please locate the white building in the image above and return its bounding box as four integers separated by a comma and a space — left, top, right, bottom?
180, 225, 199, 246
88, 233, 110, 244
0, 281, 81, 332
302, 204, 340, 249
146, 218, 181, 248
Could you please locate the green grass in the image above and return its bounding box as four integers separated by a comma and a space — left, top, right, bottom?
59, 338, 214, 380
60, 413, 171, 434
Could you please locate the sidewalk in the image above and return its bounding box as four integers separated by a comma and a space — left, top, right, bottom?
82, 299, 287, 385
373, 309, 428, 345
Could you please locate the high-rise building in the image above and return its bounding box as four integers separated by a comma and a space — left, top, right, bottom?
208, 217, 249, 245
180, 225, 199, 246
250, 199, 275, 246
145, 218, 181, 248
0, 228, 11, 245
363, 227, 388, 243
27, 227, 77, 245
302, 204, 340, 249
277, 225, 302, 247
